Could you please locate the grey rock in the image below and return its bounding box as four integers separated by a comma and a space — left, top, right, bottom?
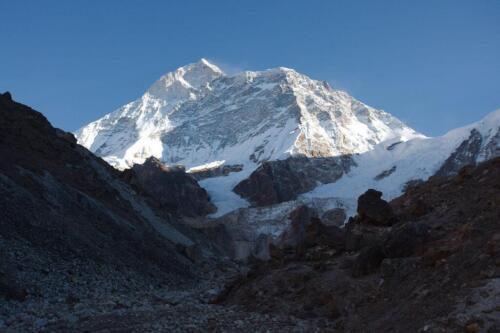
374, 165, 397, 181
356, 189, 395, 226
190, 164, 244, 181
234, 155, 355, 206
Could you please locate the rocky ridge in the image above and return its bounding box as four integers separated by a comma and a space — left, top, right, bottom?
216, 157, 500, 332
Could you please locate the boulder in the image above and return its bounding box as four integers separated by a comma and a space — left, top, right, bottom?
356, 189, 395, 226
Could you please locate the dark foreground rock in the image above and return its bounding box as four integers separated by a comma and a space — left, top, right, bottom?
354, 188, 396, 226
0, 92, 200, 285
217, 157, 500, 332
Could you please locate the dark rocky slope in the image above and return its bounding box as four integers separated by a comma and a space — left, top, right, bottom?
123, 156, 216, 217
216, 157, 500, 332
0, 93, 333, 332
0, 91, 207, 299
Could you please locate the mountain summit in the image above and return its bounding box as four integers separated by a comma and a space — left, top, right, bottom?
75, 59, 421, 170
75, 60, 499, 218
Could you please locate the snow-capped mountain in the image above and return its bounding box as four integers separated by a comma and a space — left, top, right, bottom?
305, 108, 500, 203
76, 59, 224, 169
75, 59, 499, 218
76, 59, 421, 171
205, 109, 500, 244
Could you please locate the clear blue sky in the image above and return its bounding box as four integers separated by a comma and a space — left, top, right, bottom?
1, 0, 499, 136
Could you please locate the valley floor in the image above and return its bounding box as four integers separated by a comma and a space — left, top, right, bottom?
0, 273, 334, 332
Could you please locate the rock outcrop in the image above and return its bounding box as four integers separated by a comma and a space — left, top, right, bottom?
233, 156, 354, 206
123, 157, 216, 217
435, 129, 483, 177
189, 164, 244, 181
354, 188, 396, 226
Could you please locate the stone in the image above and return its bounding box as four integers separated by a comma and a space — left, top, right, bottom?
356, 189, 395, 226
304, 218, 345, 251
374, 166, 397, 181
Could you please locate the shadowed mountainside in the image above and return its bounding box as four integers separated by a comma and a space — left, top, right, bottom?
0, 91, 206, 302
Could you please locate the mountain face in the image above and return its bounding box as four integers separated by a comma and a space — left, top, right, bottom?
76, 59, 499, 219
306, 109, 500, 205
76, 59, 420, 171
76, 59, 423, 215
